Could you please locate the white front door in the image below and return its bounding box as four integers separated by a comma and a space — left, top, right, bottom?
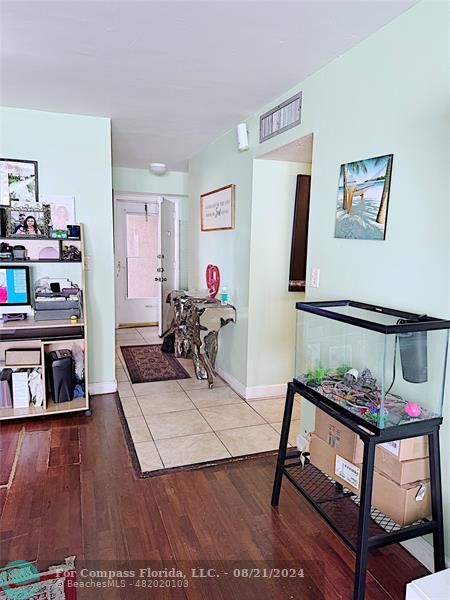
158, 197, 178, 335
115, 199, 160, 326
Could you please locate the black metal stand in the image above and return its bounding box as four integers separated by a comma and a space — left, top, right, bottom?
272, 380, 445, 600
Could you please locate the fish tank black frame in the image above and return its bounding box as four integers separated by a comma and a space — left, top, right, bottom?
294, 299, 450, 435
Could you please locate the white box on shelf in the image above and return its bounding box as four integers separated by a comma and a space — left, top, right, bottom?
12, 372, 30, 408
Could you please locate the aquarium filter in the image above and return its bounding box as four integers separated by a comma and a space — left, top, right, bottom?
398, 326, 428, 384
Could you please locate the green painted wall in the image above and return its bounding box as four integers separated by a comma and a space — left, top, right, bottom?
247, 160, 310, 388
187, 0, 450, 559
189, 132, 254, 385
113, 167, 188, 196
0, 107, 115, 387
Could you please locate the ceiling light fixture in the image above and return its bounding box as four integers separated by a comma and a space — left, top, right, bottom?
149, 162, 167, 175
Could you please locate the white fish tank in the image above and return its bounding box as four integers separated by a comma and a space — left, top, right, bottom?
295, 301, 450, 431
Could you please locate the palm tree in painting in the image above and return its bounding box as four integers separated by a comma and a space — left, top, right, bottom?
342, 160, 368, 214
342, 156, 390, 216
376, 155, 393, 225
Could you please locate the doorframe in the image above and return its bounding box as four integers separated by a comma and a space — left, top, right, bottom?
113, 191, 180, 329
113, 192, 161, 328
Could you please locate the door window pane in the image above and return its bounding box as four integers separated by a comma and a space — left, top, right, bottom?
126, 213, 158, 299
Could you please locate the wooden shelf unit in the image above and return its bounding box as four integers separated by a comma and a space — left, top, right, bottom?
0, 224, 89, 421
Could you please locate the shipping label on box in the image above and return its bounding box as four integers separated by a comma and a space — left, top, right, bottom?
335, 455, 361, 490
381, 440, 400, 456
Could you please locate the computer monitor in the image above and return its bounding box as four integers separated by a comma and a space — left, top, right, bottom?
0, 266, 32, 315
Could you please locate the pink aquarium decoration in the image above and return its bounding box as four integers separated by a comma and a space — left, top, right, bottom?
405, 402, 421, 418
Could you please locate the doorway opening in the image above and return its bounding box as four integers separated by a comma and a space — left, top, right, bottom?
113, 193, 179, 336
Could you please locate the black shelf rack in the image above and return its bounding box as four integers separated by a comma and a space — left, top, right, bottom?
272, 380, 445, 600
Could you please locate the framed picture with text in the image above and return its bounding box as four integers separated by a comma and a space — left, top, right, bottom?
200, 184, 235, 231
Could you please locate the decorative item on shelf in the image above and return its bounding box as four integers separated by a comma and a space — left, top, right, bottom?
200, 184, 235, 231
12, 245, 27, 261
67, 224, 81, 239
41, 194, 75, 233
3, 204, 51, 238
50, 229, 68, 239
335, 154, 393, 240
0, 158, 39, 206
220, 287, 228, 305
61, 241, 82, 262
206, 264, 220, 298
0, 242, 13, 261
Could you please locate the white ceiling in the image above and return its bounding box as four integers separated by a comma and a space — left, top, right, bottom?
260, 133, 313, 163
1, 1, 415, 171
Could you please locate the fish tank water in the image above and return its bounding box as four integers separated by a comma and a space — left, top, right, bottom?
295, 301, 450, 430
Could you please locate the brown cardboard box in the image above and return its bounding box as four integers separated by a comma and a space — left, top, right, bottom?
372, 469, 431, 526
375, 445, 429, 485
309, 434, 361, 494
314, 410, 364, 463
310, 435, 431, 526
379, 437, 428, 461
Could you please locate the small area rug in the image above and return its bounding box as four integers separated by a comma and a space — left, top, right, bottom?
120, 344, 190, 384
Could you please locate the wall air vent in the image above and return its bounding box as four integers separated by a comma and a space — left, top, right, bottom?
259, 92, 302, 143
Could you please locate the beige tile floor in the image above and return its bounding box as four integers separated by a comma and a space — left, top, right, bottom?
116, 327, 300, 472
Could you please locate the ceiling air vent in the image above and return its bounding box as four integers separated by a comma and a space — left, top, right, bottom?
259, 92, 302, 143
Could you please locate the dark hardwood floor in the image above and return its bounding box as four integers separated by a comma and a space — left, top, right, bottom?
0, 394, 427, 599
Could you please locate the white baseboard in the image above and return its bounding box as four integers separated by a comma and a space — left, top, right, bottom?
216, 367, 286, 400
89, 381, 118, 395
216, 367, 246, 398
244, 383, 287, 400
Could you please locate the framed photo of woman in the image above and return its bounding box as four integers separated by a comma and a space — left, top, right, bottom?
5, 205, 51, 238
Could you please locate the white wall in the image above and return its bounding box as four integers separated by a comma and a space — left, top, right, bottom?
0, 107, 115, 388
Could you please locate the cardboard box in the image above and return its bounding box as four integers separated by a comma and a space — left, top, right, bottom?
314, 409, 364, 463
380, 437, 428, 461
310, 434, 361, 494
5, 348, 41, 366
375, 445, 429, 485
372, 469, 431, 526
310, 435, 431, 526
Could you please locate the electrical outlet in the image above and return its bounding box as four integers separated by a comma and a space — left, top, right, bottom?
310, 267, 320, 288
84, 255, 91, 271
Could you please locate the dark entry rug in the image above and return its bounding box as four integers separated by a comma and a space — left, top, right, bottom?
120, 344, 191, 384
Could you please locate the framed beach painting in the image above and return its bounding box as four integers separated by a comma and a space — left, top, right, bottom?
0, 159, 39, 206
334, 154, 393, 240
201, 184, 235, 231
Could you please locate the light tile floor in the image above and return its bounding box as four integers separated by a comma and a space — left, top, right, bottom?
116, 327, 300, 472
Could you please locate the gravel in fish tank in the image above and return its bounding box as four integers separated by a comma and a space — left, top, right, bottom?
300, 365, 436, 427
